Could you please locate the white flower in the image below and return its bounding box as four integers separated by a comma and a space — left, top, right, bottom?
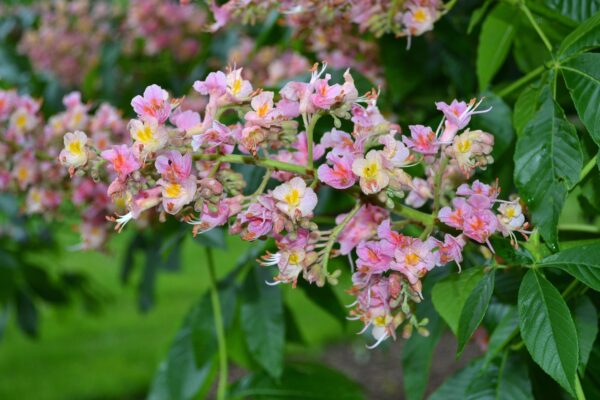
272, 177, 318, 220
352, 150, 390, 194
59, 131, 88, 168
129, 118, 167, 153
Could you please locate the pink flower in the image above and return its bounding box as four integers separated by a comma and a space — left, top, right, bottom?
456, 180, 499, 201
311, 74, 343, 110
170, 110, 201, 133
155, 151, 192, 182
337, 204, 388, 255
392, 237, 436, 285
463, 209, 497, 244
191, 121, 233, 153
356, 241, 393, 274
403, 6, 436, 37
193, 71, 227, 97
59, 131, 88, 168
438, 197, 471, 229
320, 129, 357, 153
436, 98, 491, 142
405, 178, 432, 208
318, 149, 357, 189
445, 129, 494, 177
101, 145, 141, 179
260, 229, 313, 287
130, 187, 162, 218
236, 195, 277, 240
129, 118, 168, 154
403, 125, 439, 155
131, 84, 171, 123
380, 133, 410, 168
433, 234, 466, 269
272, 177, 318, 220
245, 91, 279, 127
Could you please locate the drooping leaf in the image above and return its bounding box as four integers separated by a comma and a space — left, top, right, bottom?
518, 269, 579, 395
457, 271, 495, 356
545, 0, 600, 23
571, 296, 598, 374
558, 12, 600, 59
402, 297, 444, 400
483, 306, 519, 366
15, 290, 38, 338
432, 268, 484, 335
468, 0, 493, 34
562, 53, 600, 145
538, 242, 600, 291
466, 352, 534, 400
477, 3, 518, 90
241, 267, 285, 378
430, 359, 484, 400
581, 340, 600, 397
229, 362, 365, 400
489, 236, 534, 265
148, 304, 213, 400
514, 89, 583, 248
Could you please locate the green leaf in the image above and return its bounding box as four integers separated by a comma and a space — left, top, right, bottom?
230, 362, 365, 400
572, 296, 598, 374
513, 84, 543, 137
466, 352, 533, 400
432, 268, 484, 335
562, 53, 600, 145
489, 236, 534, 265
545, 0, 600, 23
402, 298, 444, 400
430, 359, 484, 400
558, 12, 600, 59
148, 301, 214, 400
15, 290, 38, 338
514, 89, 583, 248
471, 92, 514, 158
477, 3, 518, 90
518, 269, 579, 395
191, 286, 237, 367
483, 307, 519, 366
241, 267, 285, 378
457, 271, 495, 356
538, 242, 600, 291
193, 228, 227, 249
297, 279, 347, 326
468, 0, 493, 34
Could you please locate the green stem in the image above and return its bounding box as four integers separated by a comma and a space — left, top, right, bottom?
520, 2, 553, 53
206, 248, 228, 400
393, 203, 435, 226
306, 112, 322, 170
321, 202, 362, 278
195, 154, 312, 176
576, 375, 587, 400
497, 65, 545, 98
421, 156, 448, 239
558, 224, 600, 234
579, 155, 598, 182
561, 279, 580, 299
250, 168, 273, 197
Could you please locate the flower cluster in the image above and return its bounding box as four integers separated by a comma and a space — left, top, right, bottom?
122, 0, 207, 60
62, 65, 530, 346
18, 0, 114, 86
0, 88, 128, 249
209, 0, 445, 38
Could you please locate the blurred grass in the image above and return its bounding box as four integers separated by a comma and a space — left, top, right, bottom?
0, 228, 345, 400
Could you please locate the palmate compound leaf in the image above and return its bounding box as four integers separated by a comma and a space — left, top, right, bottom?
514, 88, 583, 249
544, 0, 600, 23
558, 12, 600, 59
538, 242, 600, 291
518, 269, 579, 396
562, 52, 600, 146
